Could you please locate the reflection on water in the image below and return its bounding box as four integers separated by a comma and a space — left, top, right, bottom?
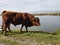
0, 16, 60, 33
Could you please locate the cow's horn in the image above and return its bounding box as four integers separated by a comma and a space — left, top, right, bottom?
32, 18, 34, 21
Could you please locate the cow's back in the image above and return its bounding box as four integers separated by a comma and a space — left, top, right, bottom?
2, 11, 26, 25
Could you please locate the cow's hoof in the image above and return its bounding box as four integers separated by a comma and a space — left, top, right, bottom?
20, 31, 22, 34
20, 31, 22, 32
1, 32, 3, 33
10, 31, 12, 33
26, 31, 28, 32
5, 34, 8, 36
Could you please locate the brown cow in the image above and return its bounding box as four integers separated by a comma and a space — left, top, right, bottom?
2, 11, 41, 36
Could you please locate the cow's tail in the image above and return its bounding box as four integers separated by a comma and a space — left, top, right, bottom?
2, 11, 7, 15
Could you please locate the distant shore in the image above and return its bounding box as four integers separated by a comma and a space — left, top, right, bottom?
33, 12, 60, 16
33, 14, 60, 16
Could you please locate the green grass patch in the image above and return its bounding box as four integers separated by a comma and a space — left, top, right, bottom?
0, 29, 60, 45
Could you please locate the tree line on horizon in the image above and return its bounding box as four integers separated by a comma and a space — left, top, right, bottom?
33, 12, 60, 16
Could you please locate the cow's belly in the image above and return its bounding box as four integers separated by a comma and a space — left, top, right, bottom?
11, 22, 21, 26
11, 21, 22, 26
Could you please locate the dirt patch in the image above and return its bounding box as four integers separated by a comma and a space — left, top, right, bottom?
0, 36, 54, 45
0, 43, 5, 45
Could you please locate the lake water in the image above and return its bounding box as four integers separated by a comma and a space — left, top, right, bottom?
0, 16, 60, 33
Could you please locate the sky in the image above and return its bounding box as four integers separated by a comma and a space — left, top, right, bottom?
0, 0, 60, 13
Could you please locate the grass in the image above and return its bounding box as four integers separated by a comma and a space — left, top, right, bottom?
0, 29, 60, 45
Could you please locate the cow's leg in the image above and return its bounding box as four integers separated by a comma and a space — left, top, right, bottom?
20, 24, 23, 32
2, 23, 4, 33
25, 26, 28, 32
2, 21, 5, 33
7, 24, 12, 33
3, 23, 8, 36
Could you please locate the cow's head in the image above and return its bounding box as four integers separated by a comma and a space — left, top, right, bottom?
32, 17, 41, 26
